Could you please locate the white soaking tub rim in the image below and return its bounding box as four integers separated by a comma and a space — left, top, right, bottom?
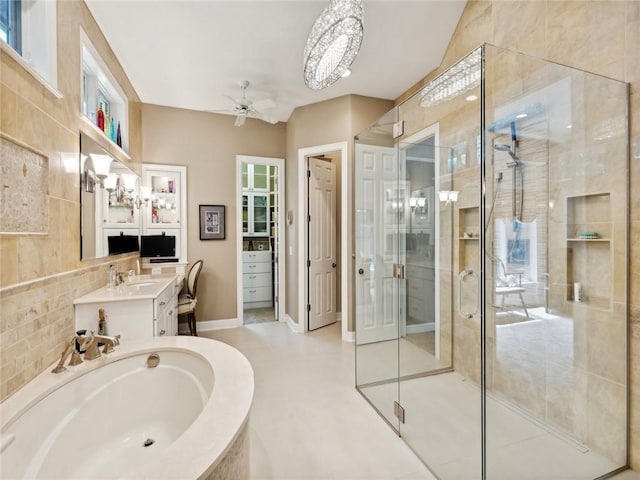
0, 336, 255, 480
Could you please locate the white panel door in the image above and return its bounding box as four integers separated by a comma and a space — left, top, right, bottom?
308, 157, 337, 330
355, 144, 400, 344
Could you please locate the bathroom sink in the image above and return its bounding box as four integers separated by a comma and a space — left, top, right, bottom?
127, 281, 157, 288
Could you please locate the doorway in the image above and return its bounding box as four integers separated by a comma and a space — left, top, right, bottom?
236, 155, 285, 326
296, 142, 350, 340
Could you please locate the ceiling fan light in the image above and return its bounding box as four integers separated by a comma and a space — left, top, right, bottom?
303, 0, 363, 90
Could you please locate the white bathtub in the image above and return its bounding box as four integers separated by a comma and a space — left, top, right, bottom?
0, 336, 254, 479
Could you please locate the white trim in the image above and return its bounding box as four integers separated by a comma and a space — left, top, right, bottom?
183, 318, 240, 333
0, 41, 62, 99
406, 322, 436, 334
236, 155, 286, 326
286, 314, 302, 333
297, 142, 349, 342
399, 124, 440, 358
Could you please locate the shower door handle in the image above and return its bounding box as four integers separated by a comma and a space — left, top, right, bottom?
458, 268, 479, 319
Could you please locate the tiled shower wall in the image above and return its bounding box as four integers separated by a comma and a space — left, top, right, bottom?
395, 0, 640, 468
0, 1, 142, 400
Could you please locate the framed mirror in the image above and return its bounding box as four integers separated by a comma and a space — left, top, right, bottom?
80, 133, 141, 260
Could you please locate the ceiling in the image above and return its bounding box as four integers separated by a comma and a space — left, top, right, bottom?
85, 1, 466, 124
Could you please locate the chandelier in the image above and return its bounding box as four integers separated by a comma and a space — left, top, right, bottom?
303, 0, 364, 90
419, 48, 482, 108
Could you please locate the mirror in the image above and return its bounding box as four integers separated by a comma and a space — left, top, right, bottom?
80, 133, 141, 260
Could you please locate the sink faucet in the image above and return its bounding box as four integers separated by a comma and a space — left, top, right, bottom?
84, 333, 121, 360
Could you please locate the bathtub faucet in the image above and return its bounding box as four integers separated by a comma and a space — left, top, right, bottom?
84, 333, 121, 360
51, 334, 88, 373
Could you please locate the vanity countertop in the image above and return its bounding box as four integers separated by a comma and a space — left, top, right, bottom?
73, 274, 181, 305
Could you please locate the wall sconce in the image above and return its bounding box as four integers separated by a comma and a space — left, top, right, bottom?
410, 195, 427, 213
90, 154, 113, 187
439, 190, 459, 204
103, 173, 118, 192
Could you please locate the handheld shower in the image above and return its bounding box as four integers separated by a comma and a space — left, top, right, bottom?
494, 143, 519, 164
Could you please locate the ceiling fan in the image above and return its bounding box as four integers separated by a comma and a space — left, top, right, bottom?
212, 80, 278, 127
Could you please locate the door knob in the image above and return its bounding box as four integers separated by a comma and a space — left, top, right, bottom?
358, 268, 364, 275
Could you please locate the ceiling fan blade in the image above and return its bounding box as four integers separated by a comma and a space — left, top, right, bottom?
254, 110, 278, 124
234, 113, 247, 127
251, 98, 276, 111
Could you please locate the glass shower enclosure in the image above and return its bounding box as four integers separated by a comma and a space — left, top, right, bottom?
354, 44, 629, 479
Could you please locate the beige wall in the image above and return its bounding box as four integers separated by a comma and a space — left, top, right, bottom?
0, 1, 141, 400
141, 104, 286, 322
394, 0, 639, 469
284, 95, 393, 327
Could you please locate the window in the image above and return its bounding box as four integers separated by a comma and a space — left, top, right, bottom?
0, 0, 21, 53
81, 29, 129, 152
0, 0, 58, 92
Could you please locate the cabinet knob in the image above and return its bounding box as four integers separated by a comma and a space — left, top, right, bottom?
159, 301, 166, 306
358, 268, 364, 275
159, 329, 166, 336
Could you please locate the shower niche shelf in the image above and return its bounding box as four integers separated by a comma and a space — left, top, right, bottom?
565, 193, 612, 308
458, 206, 480, 270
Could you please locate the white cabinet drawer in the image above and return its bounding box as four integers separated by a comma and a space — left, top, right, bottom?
243, 251, 271, 263
244, 286, 271, 302
243, 262, 272, 274
243, 272, 271, 288
154, 284, 175, 319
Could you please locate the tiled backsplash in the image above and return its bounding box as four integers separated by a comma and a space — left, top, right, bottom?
0, 257, 136, 401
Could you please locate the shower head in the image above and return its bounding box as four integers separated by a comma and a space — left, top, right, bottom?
494, 143, 519, 163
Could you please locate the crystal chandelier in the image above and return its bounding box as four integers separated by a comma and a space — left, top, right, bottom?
419, 48, 482, 108
303, 0, 363, 90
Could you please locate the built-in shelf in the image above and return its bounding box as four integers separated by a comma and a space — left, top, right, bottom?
81, 29, 129, 154
457, 206, 480, 272
566, 238, 610, 242
565, 193, 612, 308
80, 116, 131, 163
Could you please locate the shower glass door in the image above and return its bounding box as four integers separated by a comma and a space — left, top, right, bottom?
355, 108, 401, 430
396, 49, 484, 479
355, 44, 628, 480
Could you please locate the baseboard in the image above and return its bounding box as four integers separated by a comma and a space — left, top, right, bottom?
406, 322, 435, 334
342, 329, 355, 343
183, 318, 241, 333
285, 314, 302, 333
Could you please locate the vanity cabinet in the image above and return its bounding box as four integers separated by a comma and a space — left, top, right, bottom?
74, 275, 181, 341
243, 251, 272, 308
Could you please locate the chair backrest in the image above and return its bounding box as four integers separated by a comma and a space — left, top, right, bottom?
187, 260, 204, 298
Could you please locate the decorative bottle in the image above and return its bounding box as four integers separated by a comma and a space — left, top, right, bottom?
98, 308, 108, 335
116, 121, 122, 147
107, 264, 116, 289
97, 104, 105, 131
110, 117, 116, 142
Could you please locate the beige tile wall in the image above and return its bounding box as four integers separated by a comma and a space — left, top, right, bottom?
394, 0, 639, 469
0, 1, 142, 400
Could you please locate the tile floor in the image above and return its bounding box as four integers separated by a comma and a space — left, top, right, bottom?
203, 321, 638, 480
204, 322, 434, 480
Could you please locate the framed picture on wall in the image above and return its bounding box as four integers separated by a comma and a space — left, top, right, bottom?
199, 205, 225, 240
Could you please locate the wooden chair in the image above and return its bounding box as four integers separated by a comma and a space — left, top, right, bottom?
178, 260, 203, 335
